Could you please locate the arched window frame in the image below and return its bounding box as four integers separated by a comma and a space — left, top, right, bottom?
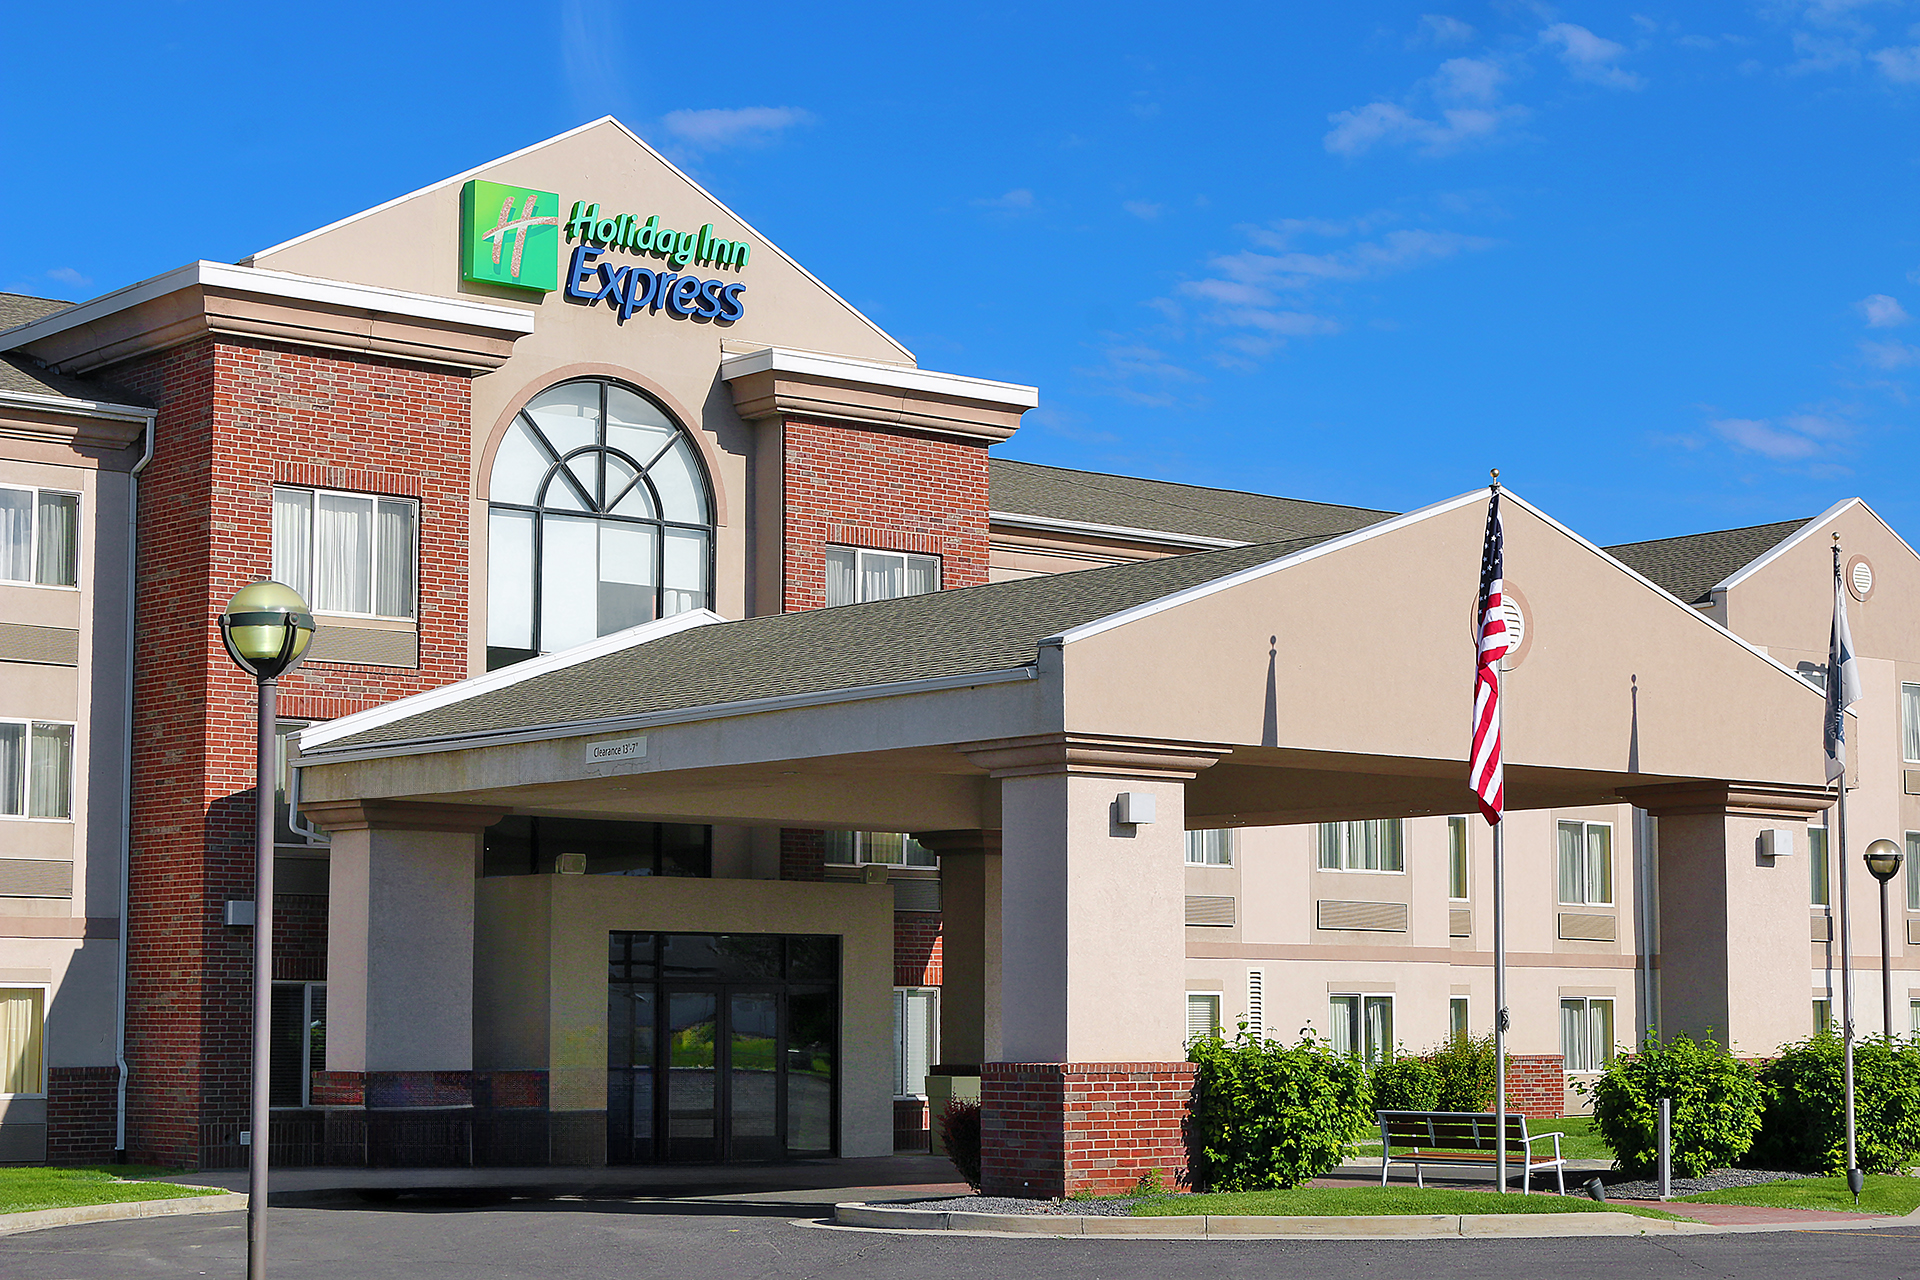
486, 377, 715, 667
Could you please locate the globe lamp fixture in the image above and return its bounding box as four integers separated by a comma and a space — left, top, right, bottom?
1864, 838, 1905, 885
218, 581, 315, 681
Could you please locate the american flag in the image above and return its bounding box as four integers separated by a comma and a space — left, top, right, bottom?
1471, 488, 1510, 824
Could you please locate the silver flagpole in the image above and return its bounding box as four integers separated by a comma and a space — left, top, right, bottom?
1833, 535, 1858, 1180
1494, 816, 1508, 1194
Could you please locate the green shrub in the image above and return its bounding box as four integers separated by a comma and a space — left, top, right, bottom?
1370, 1053, 1441, 1112
1187, 1031, 1373, 1192
1586, 1033, 1765, 1177
1751, 1033, 1920, 1175
1427, 1033, 1499, 1112
937, 1098, 982, 1190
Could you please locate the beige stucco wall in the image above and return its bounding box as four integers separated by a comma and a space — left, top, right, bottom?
472, 872, 895, 1159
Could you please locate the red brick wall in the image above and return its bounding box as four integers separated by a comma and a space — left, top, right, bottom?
777, 417, 988, 612
779, 828, 826, 882
981, 1061, 1195, 1199
110, 337, 476, 1166
894, 912, 942, 987
272, 894, 328, 983
45, 1066, 120, 1165
1505, 1054, 1566, 1118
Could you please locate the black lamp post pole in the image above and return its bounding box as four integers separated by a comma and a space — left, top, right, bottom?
248, 672, 276, 1280
1879, 868, 1894, 1042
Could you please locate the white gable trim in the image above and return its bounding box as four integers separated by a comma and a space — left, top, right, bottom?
0, 387, 155, 424
720, 346, 1038, 409
988, 511, 1249, 550
296, 608, 725, 752
245, 116, 914, 363
1710, 498, 1920, 596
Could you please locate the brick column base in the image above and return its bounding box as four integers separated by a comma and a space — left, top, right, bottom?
1504, 1054, 1566, 1117
981, 1061, 1195, 1198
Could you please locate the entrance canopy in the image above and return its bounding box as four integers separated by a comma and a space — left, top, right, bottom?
295, 488, 1833, 829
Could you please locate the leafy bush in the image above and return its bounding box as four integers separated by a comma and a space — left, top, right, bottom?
1427, 1033, 1499, 1112
1370, 1053, 1441, 1112
1586, 1033, 1765, 1177
937, 1098, 982, 1190
1187, 1031, 1372, 1191
1751, 1032, 1920, 1175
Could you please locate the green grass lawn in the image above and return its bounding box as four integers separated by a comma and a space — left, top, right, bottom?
1348, 1115, 1611, 1163
1130, 1186, 1686, 1220
1678, 1175, 1920, 1216
0, 1166, 225, 1215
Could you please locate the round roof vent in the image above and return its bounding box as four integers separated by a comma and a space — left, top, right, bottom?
1470, 587, 1531, 670
1848, 555, 1874, 603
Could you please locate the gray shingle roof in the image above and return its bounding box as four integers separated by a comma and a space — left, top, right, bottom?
0, 292, 72, 332
988, 458, 1395, 544
313, 536, 1329, 753
0, 355, 151, 409
1605, 520, 1811, 606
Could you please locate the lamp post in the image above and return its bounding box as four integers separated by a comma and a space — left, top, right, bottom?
1864, 839, 1905, 1043
217, 582, 314, 1280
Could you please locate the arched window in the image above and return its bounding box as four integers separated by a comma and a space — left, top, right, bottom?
487, 378, 713, 670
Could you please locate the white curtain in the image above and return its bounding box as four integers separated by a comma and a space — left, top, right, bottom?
0, 723, 23, 816
1449, 817, 1469, 898
374, 499, 415, 618
1810, 826, 1830, 906
1585, 825, 1613, 905
0, 490, 32, 582
1909, 833, 1920, 911
1328, 996, 1357, 1056
1364, 996, 1393, 1064
1906, 684, 1920, 762
596, 522, 657, 635
314, 493, 372, 614
893, 989, 936, 1097
1589, 1000, 1613, 1070
824, 548, 857, 607
28, 722, 71, 820
539, 515, 599, 651
1558, 822, 1584, 903
486, 509, 535, 650
34, 493, 76, 586
661, 528, 706, 617
0, 988, 43, 1094
271, 489, 312, 601
1561, 1000, 1585, 1071
903, 554, 939, 596
862, 551, 904, 602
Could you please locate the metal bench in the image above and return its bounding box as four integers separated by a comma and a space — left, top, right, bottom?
1376, 1110, 1566, 1195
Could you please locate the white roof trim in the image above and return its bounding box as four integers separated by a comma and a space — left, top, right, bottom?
297, 609, 724, 752
245, 115, 915, 364
295, 664, 1038, 766
0, 387, 155, 423
1709, 498, 1881, 596
988, 510, 1248, 550
720, 346, 1039, 409
0, 261, 536, 351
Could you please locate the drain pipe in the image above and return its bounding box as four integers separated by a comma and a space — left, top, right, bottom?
114, 416, 157, 1159
1638, 808, 1658, 1042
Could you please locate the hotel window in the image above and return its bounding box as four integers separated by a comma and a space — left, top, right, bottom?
1186, 829, 1233, 866
1330, 994, 1393, 1064
1561, 998, 1615, 1073
1811, 825, 1831, 906
1186, 993, 1221, 1043
272, 487, 416, 619
269, 982, 326, 1108
1815, 999, 1834, 1035
824, 547, 939, 607
893, 988, 938, 1098
1911, 999, 1919, 1040
1905, 684, 1920, 762
1318, 820, 1405, 872
1557, 820, 1613, 906
824, 832, 936, 867
1908, 833, 1920, 912
1449, 996, 1470, 1042
486, 378, 713, 670
1448, 816, 1469, 900
0, 987, 45, 1095
0, 486, 78, 588
0, 720, 74, 820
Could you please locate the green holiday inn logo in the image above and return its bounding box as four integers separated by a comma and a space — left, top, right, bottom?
461, 180, 561, 292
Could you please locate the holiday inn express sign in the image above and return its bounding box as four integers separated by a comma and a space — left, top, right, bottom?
460, 179, 751, 323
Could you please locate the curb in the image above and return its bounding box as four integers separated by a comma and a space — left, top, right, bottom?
0, 1190, 245, 1237
831, 1202, 1717, 1238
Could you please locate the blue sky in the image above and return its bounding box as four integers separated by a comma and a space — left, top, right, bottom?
6, 2, 1920, 544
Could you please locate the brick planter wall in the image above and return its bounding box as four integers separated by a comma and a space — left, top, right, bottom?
45, 1066, 120, 1164
1504, 1054, 1566, 1117
981, 1060, 1195, 1199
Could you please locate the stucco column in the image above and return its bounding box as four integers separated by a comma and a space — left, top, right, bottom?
1625, 783, 1830, 1055
303, 800, 503, 1160
959, 735, 1229, 1197
912, 830, 1002, 1066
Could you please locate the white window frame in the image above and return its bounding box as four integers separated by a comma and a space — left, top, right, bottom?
270, 980, 326, 1109
823, 544, 940, 607
1317, 820, 1405, 873
1904, 683, 1920, 764
1907, 832, 1920, 914
272, 485, 419, 621
1448, 995, 1470, 1042
1186, 992, 1222, 1044
0, 718, 76, 822
1329, 992, 1394, 1064
1557, 819, 1614, 906
1448, 816, 1470, 901
0, 485, 80, 590
1185, 829, 1233, 866
0, 984, 48, 1098
1560, 997, 1616, 1074
892, 987, 938, 1099
1815, 998, 1835, 1037
1909, 997, 1918, 1041
1812, 824, 1832, 907
824, 831, 935, 867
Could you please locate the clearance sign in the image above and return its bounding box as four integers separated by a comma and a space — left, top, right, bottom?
460, 179, 751, 324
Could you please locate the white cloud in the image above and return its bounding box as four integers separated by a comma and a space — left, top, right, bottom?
1202, 228, 1495, 291
1709, 417, 1823, 459
1859, 293, 1910, 327
1324, 100, 1525, 156
1871, 45, 1920, 80
560, 0, 630, 120
1433, 56, 1507, 104
658, 106, 814, 150
1788, 30, 1864, 72
44, 267, 90, 288
972, 188, 1035, 212
1539, 23, 1646, 89
1075, 343, 1203, 407
1415, 14, 1476, 46
1122, 200, 1163, 221
1860, 338, 1920, 367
